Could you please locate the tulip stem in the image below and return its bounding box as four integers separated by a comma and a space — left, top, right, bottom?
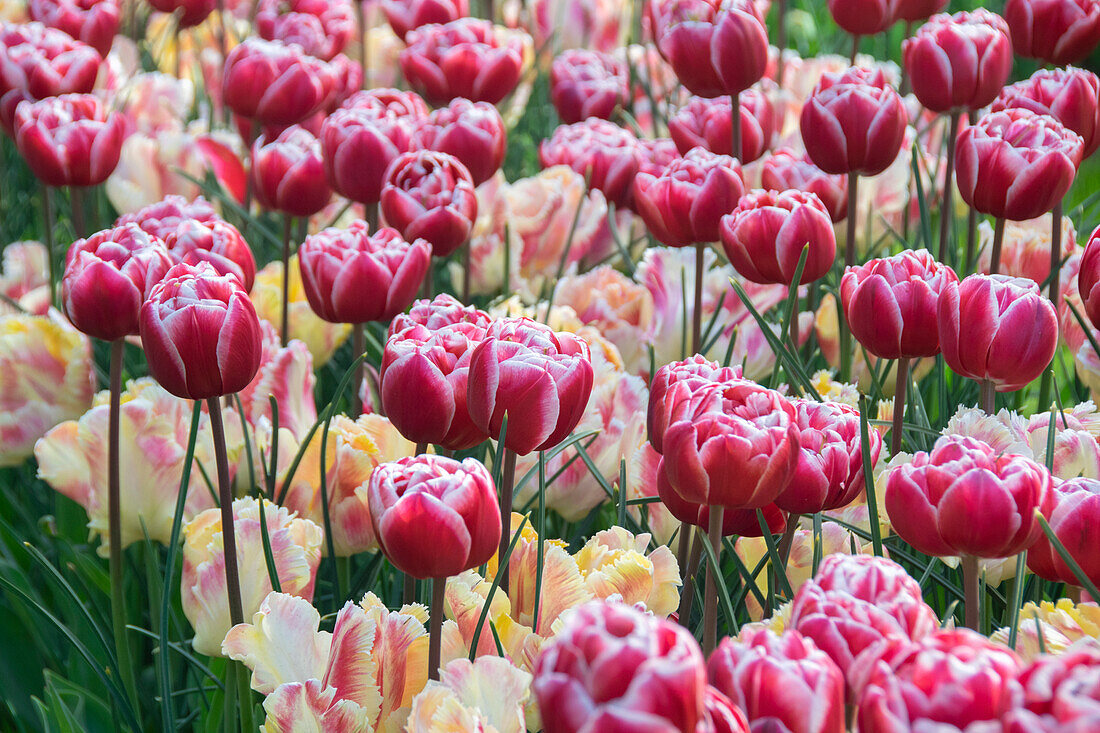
1067, 585, 1082, 604
498, 448, 517, 594
429, 576, 446, 680
1037, 200, 1064, 414
416, 442, 428, 455
675, 524, 693, 589
964, 111, 980, 273
899, 22, 913, 95
42, 184, 56, 308
840, 173, 859, 383
352, 324, 365, 417
206, 397, 245, 628
69, 186, 86, 238
404, 574, 416, 605
692, 242, 705, 354
462, 242, 472, 303
979, 379, 995, 415
730, 93, 742, 162
938, 112, 961, 264
989, 218, 1006, 276
107, 339, 138, 706
676, 530, 703, 624
850, 34, 859, 65
890, 357, 909, 455
703, 507, 723, 655
280, 215, 293, 347
962, 554, 980, 631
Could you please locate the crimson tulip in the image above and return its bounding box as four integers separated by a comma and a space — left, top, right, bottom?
719, 189, 837, 285
656, 456, 787, 537
1079, 225, 1100, 329
994, 67, 1100, 158
254, 0, 355, 60
380, 150, 478, 258
669, 89, 778, 164
702, 687, 751, 733
632, 147, 745, 247
709, 0, 769, 97
549, 49, 628, 125
147, 0, 215, 27
116, 194, 219, 240
1005, 0, 1100, 67
827, 0, 895, 37
539, 118, 642, 209
27, 0, 120, 57
298, 221, 431, 324
384, 0, 468, 40
1013, 641, 1100, 727
648, 356, 742, 454
222, 38, 335, 127
163, 219, 255, 293
399, 18, 526, 106
901, 10, 1013, 114
139, 261, 264, 400
412, 98, 506, 187
388, 292, 492, 337
709, 628, 846, 733
61, 223, 172, 342
760, 149, 847, 223
1027, 477, 1100, 588
14, 93, 124, 188
251, 126, 332, 218
533, 599, 708, 733
937, 273, 1059, 392
894, 0, 947, 22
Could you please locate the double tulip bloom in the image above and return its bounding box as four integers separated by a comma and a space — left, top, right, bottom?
539, 118, 642, 209
14, 93, 124, 188
28, 0, 120, 57
549, 49, 628, 125
163, 219, 256, 293
399, 19, 526, 106
222, 38, 335, 127
251, 126, 332, 218
1028, 476, 1100, 588
412, 98, 506, 187
1005, 0, 1100, 67
380, 149, 478, 258
298, 221, 431, 324
1079, 226, 1100, 330
147, 0, 215, 28
383, 0, 468, 40
760, 149, 848, 223
254, 0, 355, 61
648, 356, 742, 454
994, 67, 1100, 158
828, 0, 895, 37
894, 0, 948, 22
669, 89, 778, 164
0, 22, 101, 131
117, 194, 220, 240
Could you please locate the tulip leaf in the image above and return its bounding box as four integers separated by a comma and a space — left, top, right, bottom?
729, 278, 820, 399
754, 510, 794, 603
696, 528, 739, 638
858, 396, 884, 557
533, 452, 547, 631
469, 516, 530, 660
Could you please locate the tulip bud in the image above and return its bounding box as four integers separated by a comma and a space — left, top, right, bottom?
147, 0, 215, 27
116, 194, 220, 240
1027, 477, 1100, 588
61, 224, 172, 342
884, 434, 1054, 558
534, 599, 708, 733
760, 149, 848, 223
14, 93, 124, 188
955, 108, 1083, 221
467, 317, 594, 455
632, 147, 745, 246
1005, 0, 1100, 67
163, 219, 256, 293
298, 221, 431, 324
937, 273, 1059, 392
710, 0, 769, 95
654, 0, 766, 98
400, 18, 527, 106
1079, 226, 1100, 330
841, 248, 958, 360
994, 67, 1100, 158
669, 88, 779, 163
251, 126, 332, 218
901, 10, 1013, 114
709, 628, 847, 733
720, 189, 837, 285
367, 454, 500, 578
828, 0, 896, 36
139, 261, 264, 400
549, 49, 627, 125
388, 292, 493, 336
648, 356, 743, 454
28, 0, 120, 57
383, 0, 468, 40
656, 455, 787, 537
255, 0, 356, 61
539, 118, 642, 209
894, 0, 947, 22
412, 98, 506, 186
222, 38, 335, 127
380, 150, 478, 258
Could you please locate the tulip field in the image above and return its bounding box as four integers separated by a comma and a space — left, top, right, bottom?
8, 0, 1100, 730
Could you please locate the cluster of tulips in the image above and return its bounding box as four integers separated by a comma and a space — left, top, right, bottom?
6, 0, 1100, 731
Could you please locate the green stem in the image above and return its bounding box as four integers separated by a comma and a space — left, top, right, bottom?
937, 112, 960, 264
280, 215, 293, 347
498, 449, 517, 594
840, 173, 859, 383
703, 507, 724, 655
206, 397, 245, 627
693, 242, 704, 354
429, 576, 445, 680
962, 554, 980, 631
989, 218, 1005, 276
677, 530, 704, 623
890, 357, 909, 455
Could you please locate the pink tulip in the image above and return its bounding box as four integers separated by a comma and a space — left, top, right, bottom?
147, 0, 215, 27
656, 455, 788, 537
14, 93, 124, 188
841, 248, 959, 360
632, 147, 745, 246
1080, 226, 1100, 330
222, 38, 335, 127
298, 221, 431, 324
760, 149, 848, 223
902, 10, 1013, 114
0, 22, 101, 133
800, 67, 908, 176
412, 98, 506, 186
550, 49, 628, 125
116, 194, 219, 240
1013, 641, 1100, 727
28, 0, 120, 57
399, 18, 526, 106
828, 0, 895, 36
251, 126, 332, 218
1027, 477, 1100, 588
533, 599, 708, 733
648, 356, 742, 454
1005, 0, 1100, 67
467, 317, 594, 455
709, 0, 770, 96
669, 88, 779, 164
163, 219, 255, 293
539, 118, 642, 209
139, 261, 264, 400
367, 454, 500, 578
380, 149, 478, 257
894, 0, 947, 22
383, 0, 468, 40
255, 0, 356, 60
937, 273, 1059, 392
709, 628, 846, 733
884, 434, 1054, 558
61, 223, 172, 342
701, 687, 751, 733
994, 67, 1100, 158
720, 189, 837, 285
388, 292, 492, 336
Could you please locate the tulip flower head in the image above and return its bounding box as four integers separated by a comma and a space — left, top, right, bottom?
411, 98, 506, 186
383, 0, 469, 41
380, 149, 478, 258
894, 0, 948, 22
994, 67, 1100, 158
147, 0, 216, 27
27, 0, 121, 57
760, 149, 848, 223
116, 194, 220, 240
828, 0, 896, 37
14, 93, 124, 188
539, 118, 642, 209
1027, 477, 1100, 588
367, 454, 500, 579
669, 88, 779, 164
549, 49, 628, 125
1005, 0, 1100, 67
389, 292, 493, 336
656, 455, 788, 536
648, 355, 742, 454
254, 0, 356, 61
222, 38, 335, 127
163, 219, 255, 293
251, 125, 333, 218
1079, 226, 1100, 331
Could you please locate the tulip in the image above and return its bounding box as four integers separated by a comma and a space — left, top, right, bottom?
1080, 226, 1100, 331
251, 126, 332, 219
720, 189, 837, 286
669, 88, 778, 164
116, 194, 220, 240
653, 0, 766, 98
1027, 477, 1100, 589
383, 0, 468, 40
147, 0, 215, 27
760, 149, 848, 223
407, 657, 531, 733
894, 0, 947, 22
828, 0, 895, 38
702, 686, 751, 733
380, 149, 478, 258
222, 38, 335, 128
539, 118, 642, 209
994, 67, 1100, 159
61, 223, 172, 342
552, 266, 656, 373
163, 219, 256, 293
533, 599, 708, 733
388, 292, 493, 336
412, 98, 506, 187
709, 628, 846, 733
709, 0, 769, 98
0, 22, 101, 133
856, 629, 1024, 732
14, 93, 124, 189
27, 0, 120, 57
1014, 640, 1100, 725
254, 0, 356, 61
884, 434, 1053, 628
399, 19, 527, 106
648, 355, 742, 455
367, 454, 499, 678
1005, 0, 1100, 67
549, 49, 627, 125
